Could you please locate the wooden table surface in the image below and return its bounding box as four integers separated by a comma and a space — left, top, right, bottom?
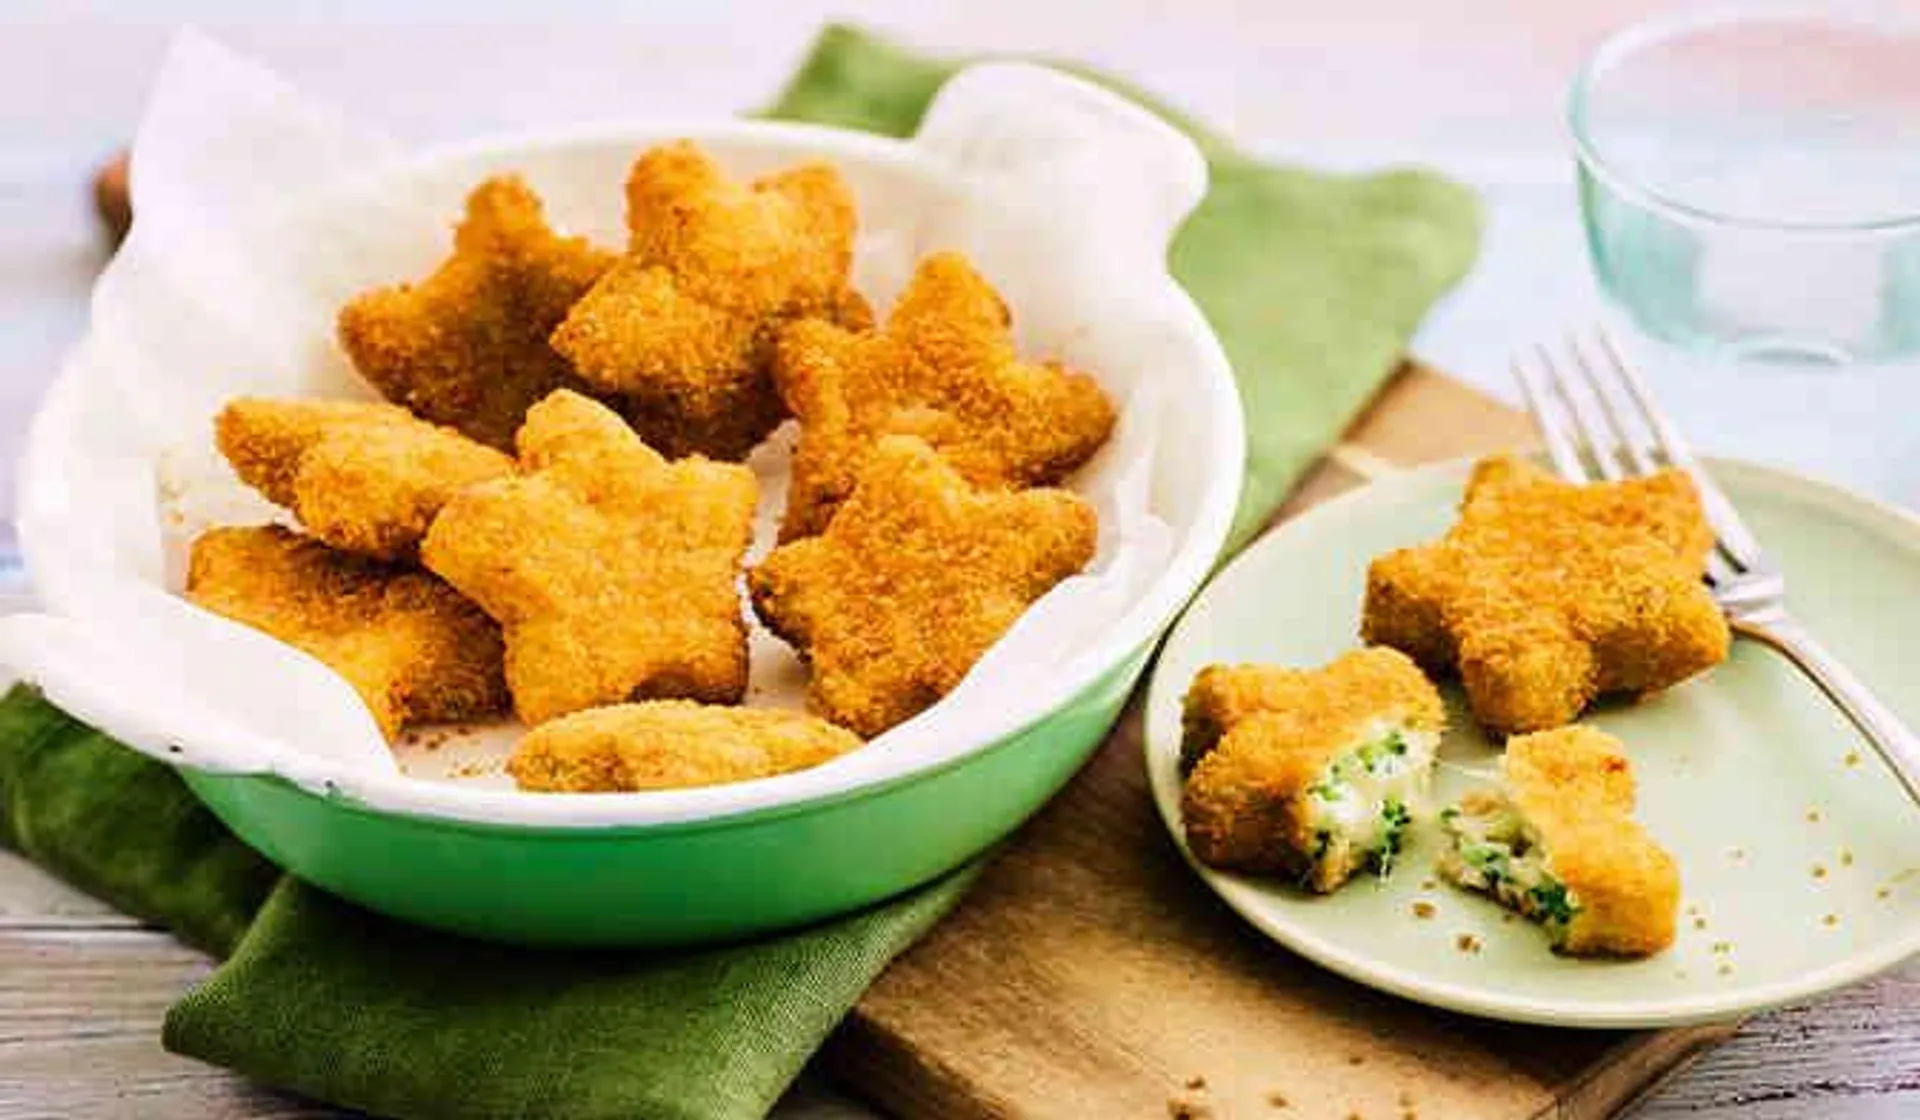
2, 4, 1915, 1116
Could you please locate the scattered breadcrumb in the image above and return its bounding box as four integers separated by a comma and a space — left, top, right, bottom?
1420, 878, 1437, 891
1729, 847, 1747, 862
1185, 1076, 1207, 1091
1456, 933, 1483, 954
1265, 1090, 1290, 1109
1693, 917, 1707, 930
1840, 848, 1855, 867
1717, 963, 1734, 976
1412, 901, 1436, 919
1347, 1054, 1365, 1066
1806, 808, 1822, 823
1844, 750, 1862, 767
1167, 1092, 1213, 1119
1822, 913, 1839, 927
1878, 887, 1893, 900
1711, 941, 1732, 954
1813, 864, 1829, 879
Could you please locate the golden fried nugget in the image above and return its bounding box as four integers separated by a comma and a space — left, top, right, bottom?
1439, 726, 1680, 957
338, 175, 616, 450
507, 700, 862, 792
549, 141, 871, 460
772, 251, 1116, 540
216, 397, 513, 561
1362, 454, 1728, 737
186, 526, 507, 739
1179, 648, 1446, 890
748, 436, 1097, 738
420, 390, 758, 725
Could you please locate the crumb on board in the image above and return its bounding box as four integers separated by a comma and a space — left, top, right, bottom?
1879, 887, 1893, 900
1806, 808, 1822, 823
1844, 750, 1862, 767
1456, 933, 1483, 954
1729, 847, 1747, 861
1265, 1090, 1289, 1109
1185, 1076, 1207, 1090
1412, 901, 1436, 919
1711, 940, 1733, 954
1841, 848, 1855, 867
1347, 1054, 1366, 1066
449, 759, 503, 779
1717, 963, 1734, 976
1813, 864, 1829, 879
1167, 1092, 1213, 1119
1822, 913, 1839, 927
1693, 917, 1708, 930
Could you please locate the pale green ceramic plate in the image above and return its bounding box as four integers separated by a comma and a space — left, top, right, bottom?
1145, 457, 1920, 1027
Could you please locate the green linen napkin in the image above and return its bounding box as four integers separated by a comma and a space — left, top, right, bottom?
0, 24, 1479, 1120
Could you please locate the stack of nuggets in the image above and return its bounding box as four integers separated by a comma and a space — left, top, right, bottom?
183, 139, 1117, 793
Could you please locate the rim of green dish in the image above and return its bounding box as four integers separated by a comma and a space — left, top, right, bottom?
1144, 454, 1920, 1028
1567, 3, 1920, 235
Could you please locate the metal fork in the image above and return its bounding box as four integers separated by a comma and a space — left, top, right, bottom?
1514, 326, 1920, 807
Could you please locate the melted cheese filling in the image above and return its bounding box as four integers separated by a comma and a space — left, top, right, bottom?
1304, 720, 1439, 876
1439, 796, 1581, 940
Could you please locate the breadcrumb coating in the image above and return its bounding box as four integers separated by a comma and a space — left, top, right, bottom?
507, 700, 861, 792
748, 436, 1097, 738
1179, 648, 1445, 883
420, 390, 757, 725
772, 251, 1116, 539
1362, 454, 1728, 736
338, 175, 616, 450
1467, 726, 1681, 957
185, 525, 507, 739
550, 141, 870, 460
216, 397, 513, 561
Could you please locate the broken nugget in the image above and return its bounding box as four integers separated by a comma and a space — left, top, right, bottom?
1439, 725, 1680, 957
339, 175, 616, 450
550, 140, 870, 460
186, 525, 507, 739
772, 251, 1116, 539
1179, 648, 1446, 891
748, 435, 1097, 738
216, 397, 513, 561
1362, 454, 1728, 737
421, 389, 757, 725
508, 700, 863, 792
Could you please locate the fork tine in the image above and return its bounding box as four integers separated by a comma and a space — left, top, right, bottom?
1568, 330, 1660, 476
1543, 337, 1629, 481
1512, 351, 1589, 481
1594, 327, 1769, 569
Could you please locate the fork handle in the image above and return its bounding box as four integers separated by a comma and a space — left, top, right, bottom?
1736, 617, 1920, 807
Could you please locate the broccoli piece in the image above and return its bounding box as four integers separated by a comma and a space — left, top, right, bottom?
1529, 880, 1580, 927
1374, 798, 1414, 875
1356, 730, 1410, 773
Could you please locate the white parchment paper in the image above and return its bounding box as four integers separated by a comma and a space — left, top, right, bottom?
71, 31, 1180, 793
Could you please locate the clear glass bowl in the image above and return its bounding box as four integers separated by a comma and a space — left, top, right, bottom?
1571, 5, 1920, 364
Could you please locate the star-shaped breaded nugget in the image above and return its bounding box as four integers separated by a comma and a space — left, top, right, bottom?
508, 700, 862, 792
1362, 454, 1729, 737
749, 436, 1098, 737
1179, 648, 1445, 887
217, 397, 513, 561
186, 526, 507, 740
771, 251, 1116, 540
421, 389, 758, 725
338, 175, 616, 450
549, 140, 871, 461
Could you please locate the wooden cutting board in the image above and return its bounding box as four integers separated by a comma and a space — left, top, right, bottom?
824, 362, 1740, 1120
94, 160, 1734, 1120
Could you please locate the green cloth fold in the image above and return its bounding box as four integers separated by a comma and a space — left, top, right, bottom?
0, 24, 1480, 1120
